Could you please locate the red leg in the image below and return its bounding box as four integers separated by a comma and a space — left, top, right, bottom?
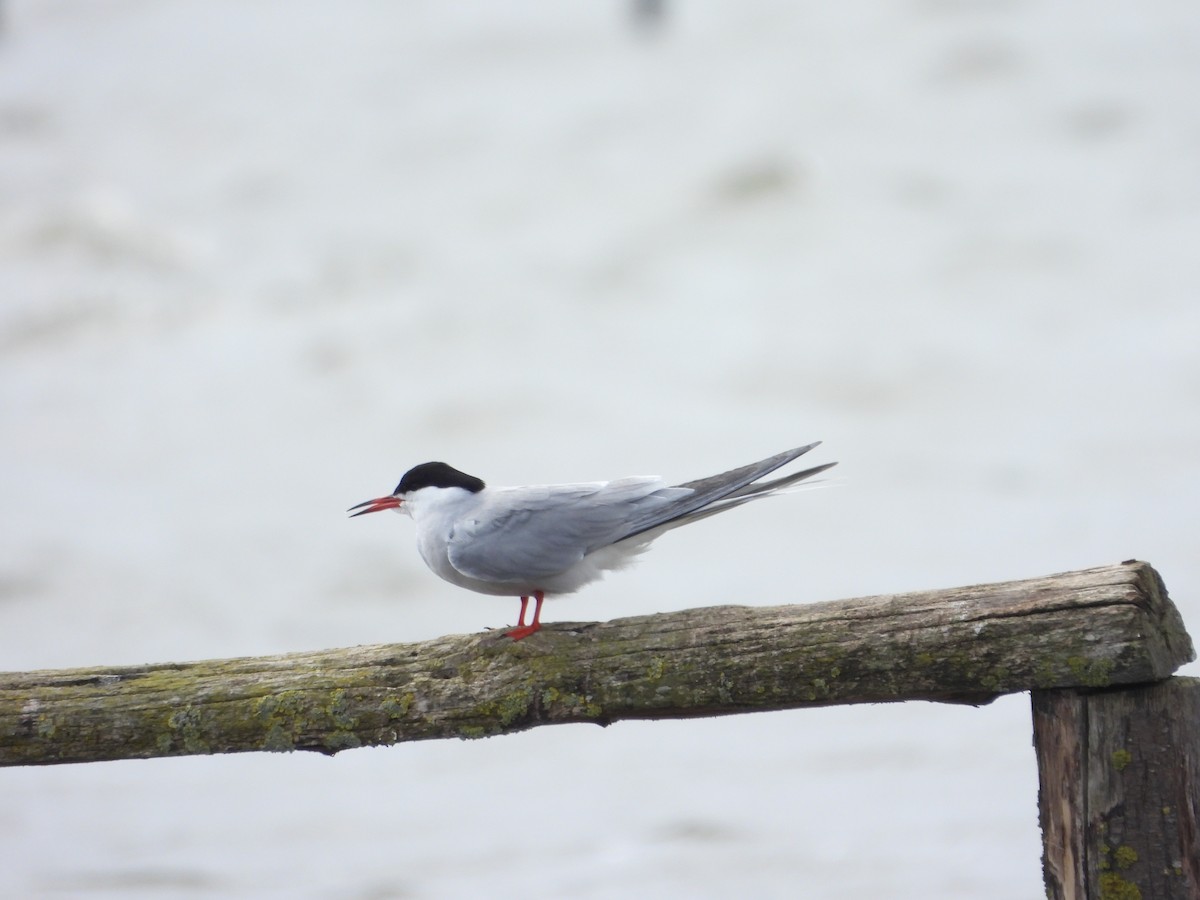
505, 590, 544, 640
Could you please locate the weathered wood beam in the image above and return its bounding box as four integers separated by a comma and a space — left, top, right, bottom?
1033, 677, 1200, 900
0, 560, 1192, 767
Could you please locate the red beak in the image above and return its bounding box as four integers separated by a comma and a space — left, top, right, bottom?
347, 496, 403, 517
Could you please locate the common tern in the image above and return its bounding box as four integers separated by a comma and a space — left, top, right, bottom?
349, 442, 835, 639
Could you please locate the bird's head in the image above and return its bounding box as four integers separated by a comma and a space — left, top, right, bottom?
348, 462, 485, 518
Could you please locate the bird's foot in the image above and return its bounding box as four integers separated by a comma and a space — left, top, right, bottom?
505, 591, 544, 640
505, 622, 543, 641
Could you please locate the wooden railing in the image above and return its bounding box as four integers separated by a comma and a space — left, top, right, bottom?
1, 560, 1195, 898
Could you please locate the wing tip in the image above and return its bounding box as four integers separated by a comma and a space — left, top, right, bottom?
783, 441, 821, 462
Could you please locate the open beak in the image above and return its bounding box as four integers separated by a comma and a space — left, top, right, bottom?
347, 496, 403, 517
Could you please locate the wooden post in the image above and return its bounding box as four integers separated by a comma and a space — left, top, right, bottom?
1033, 677, 1200, 900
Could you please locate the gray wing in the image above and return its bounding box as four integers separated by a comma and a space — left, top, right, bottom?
445, 477, 691, 584
446, 442, 834, 583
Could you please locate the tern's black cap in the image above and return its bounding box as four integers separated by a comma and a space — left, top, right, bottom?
394, 462, 485, 495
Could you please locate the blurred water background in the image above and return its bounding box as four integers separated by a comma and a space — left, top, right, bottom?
2, 2, 1198, 897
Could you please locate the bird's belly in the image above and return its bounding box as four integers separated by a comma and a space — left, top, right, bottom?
414, 528, 652, 598
415, 533, 527, 596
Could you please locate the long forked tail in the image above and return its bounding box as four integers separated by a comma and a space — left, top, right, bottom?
616, 442, 836, 543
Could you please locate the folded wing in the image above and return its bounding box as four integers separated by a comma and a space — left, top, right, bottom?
446, 442, 834, 585
446, 477, 688, 584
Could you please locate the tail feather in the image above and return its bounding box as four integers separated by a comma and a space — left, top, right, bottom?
720, 461, 838, 501
629, 461, 837, 538
615, 443, 833, 544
